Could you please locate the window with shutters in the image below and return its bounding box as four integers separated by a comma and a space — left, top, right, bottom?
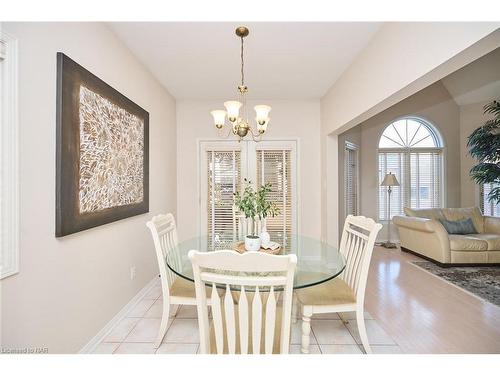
1, 31, 19, 279
256, 149, 292, 246
480, 183, 500, 217
344, 142, 358, 217
206, 150, 241, 248
200, 141, 297, 247
378, 118, 444, 220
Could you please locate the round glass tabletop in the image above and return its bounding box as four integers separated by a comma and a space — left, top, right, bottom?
167, 235, 346, 290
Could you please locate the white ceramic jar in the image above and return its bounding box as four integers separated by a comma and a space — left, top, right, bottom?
244, 235, 261, 252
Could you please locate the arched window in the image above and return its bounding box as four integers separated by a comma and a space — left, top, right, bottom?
378, 117, 444, 220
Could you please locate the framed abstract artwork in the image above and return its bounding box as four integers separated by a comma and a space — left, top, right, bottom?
56, 53, 149, 237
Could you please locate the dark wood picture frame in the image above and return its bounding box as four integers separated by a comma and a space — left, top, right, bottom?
56, 53, 149, 237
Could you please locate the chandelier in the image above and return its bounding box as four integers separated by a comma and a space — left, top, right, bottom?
210, 26, 271, 142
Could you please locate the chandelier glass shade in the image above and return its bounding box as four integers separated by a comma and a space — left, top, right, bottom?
210, 26, 271, 141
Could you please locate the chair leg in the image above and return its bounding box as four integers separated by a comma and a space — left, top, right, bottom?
301, 307, 312, 354
356, 309, 371, 354
154, 300, 170, 349
291, 292, 298, 324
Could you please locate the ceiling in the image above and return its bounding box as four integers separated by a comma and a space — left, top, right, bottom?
441, 47, 500, 106
109, 22, 381, 100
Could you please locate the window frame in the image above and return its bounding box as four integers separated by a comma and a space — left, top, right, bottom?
377, 117, 445, 221
0, 30, 19, 280
344, 141, 359, 217
197, 139, 299, 241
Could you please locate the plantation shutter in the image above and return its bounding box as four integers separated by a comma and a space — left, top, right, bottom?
207, 150, 241, 247
0, 40, 6, 61
345, 145, 358, 216
256, 149, 292, 247
379, 150, 443, 220
410, 151, 442, 209
378, 151, 407, 220
480, 183, 500, 217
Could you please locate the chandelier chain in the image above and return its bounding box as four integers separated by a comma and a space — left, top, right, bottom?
240, 36, 244, 87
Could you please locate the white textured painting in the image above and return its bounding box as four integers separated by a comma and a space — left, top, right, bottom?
78, 85, 144, 213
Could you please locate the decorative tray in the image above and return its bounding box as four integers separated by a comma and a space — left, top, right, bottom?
232, 241, 282, 255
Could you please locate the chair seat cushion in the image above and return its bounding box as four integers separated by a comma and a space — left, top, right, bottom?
448, 235, 488, 251
296, 277, 356, 306
208, 302, 283, 354
170, 277, 211, 299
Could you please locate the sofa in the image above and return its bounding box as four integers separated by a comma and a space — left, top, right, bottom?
393, 207, 500, 266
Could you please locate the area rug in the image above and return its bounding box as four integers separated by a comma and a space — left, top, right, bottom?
411, 261, 500, 307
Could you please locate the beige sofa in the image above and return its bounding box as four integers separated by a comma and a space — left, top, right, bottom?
393, 207, 500, 266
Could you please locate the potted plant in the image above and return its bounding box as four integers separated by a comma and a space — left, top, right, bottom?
467, 100, 500, 205
234, 179, 280, 251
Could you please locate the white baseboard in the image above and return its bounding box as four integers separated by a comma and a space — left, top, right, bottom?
79, 275, 160, 354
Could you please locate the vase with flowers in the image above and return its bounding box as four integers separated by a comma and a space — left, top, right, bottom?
234, 179, 280, 251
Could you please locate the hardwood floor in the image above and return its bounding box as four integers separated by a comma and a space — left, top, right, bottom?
365, 246, 500, 353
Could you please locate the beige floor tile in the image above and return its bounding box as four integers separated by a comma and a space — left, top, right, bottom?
175, 305, 198, 319
127, 298, 156, 318
156, 343, 199, 354
290, 321, 317, 345
346, 319, 396, 345
369, 345, 403, 354
163, 318, 200, 343
143, 286, 162, 300
310, 320, 357, 345
92, 342, 120, 354
320, 344, 362, 354
143, 299, 164, 318
114, 342, 156, 354
103, 317, 140, 342
289, 344, 321, 354
124, 318, 163, 343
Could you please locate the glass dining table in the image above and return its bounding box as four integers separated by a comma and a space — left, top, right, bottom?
167, 235, 346, 290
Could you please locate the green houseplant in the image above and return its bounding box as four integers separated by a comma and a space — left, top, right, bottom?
233, 179, 280, 249
467, 100, 500, 205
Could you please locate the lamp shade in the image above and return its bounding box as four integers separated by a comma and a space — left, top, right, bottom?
381, 172, 400, 187
254, 105, 271, 125
210, 110, 226, 128
224, 101, 242, 122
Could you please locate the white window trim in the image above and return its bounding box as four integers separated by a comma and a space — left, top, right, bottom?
197, 138, 299, 239
0, 30, 19, 279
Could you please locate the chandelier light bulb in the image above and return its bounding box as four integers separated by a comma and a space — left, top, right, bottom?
224, 101, 242, 123
210, 110, 227, 129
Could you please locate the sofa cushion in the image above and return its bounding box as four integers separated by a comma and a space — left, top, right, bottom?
448, 235, 488, 251
404, 208, 444, 220
441, 207, 484, 233
467, 234, 500, 251
439, 218, 478, 235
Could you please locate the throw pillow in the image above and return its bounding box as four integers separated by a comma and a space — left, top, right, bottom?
438, 218, 478, 235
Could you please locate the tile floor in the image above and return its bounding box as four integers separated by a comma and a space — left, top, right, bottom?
92, 278, 402, 354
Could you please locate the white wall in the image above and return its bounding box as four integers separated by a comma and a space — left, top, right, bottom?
176, 99, 321, 241
321, 24, 500, 245
0, 23, 177, 353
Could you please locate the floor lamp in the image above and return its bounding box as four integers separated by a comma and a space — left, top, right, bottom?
380, 172, 400, 248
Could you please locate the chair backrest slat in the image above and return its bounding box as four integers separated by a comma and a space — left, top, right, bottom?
146, 213, 180, 303
339, 215, 382, 301
189, 250, 296, 354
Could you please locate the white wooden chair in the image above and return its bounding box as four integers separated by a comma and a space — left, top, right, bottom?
296, 215, 382, 354
189, 250, 297, 354
146, 213, 211, 348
